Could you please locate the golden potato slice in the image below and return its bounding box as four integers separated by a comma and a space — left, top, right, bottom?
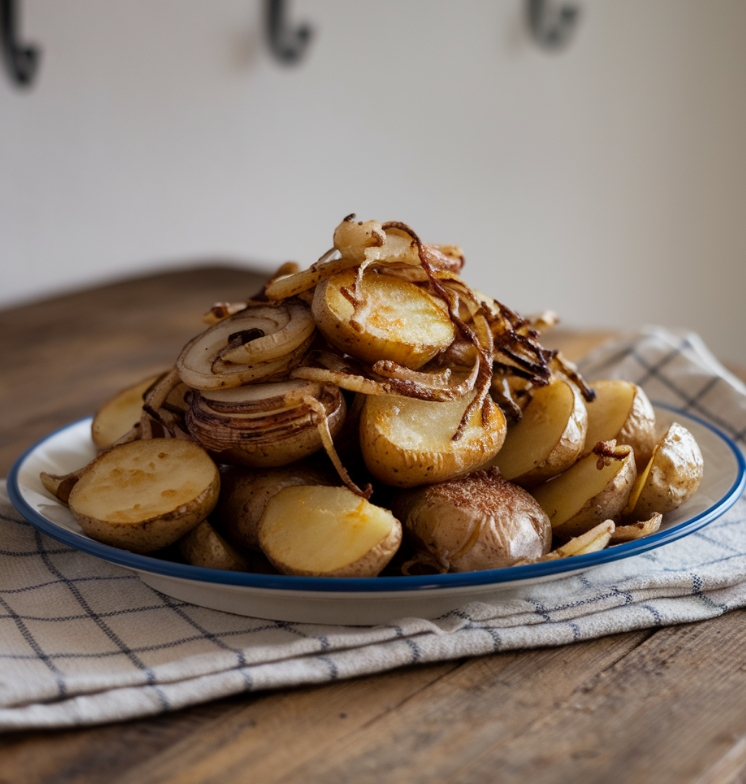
179, 519, 249, 571
312, 269, 456, 370
360, 392, 506, 488
531, 442, 637, 539
217, 464, 334, 551
91, 374, 161, 449
391, 468, 551, 573
258, 486, 402, 577
583, 380, 656, 470
487, 377, 587, 488
68, 439, 220, 554
610, 513, 662, 543
623, 422, 704, 519
546, 520, 616, 559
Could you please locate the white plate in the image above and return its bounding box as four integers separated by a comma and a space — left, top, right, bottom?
8, 404, 745, 625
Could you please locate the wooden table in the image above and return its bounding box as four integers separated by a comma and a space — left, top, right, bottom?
1, 267, 745, 784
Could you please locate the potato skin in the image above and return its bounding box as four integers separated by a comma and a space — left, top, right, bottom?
632, 422, 704, 518
179, 519, 249, 571
216, 464, 334, 551
391, 468, 552, 572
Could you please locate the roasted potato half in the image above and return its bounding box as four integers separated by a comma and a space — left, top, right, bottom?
91, 374, 161, 449
392, 468, 551, 573
68, 439, 220, 554
487, 376, 587, 487
624, 422, 704, 519
531, 442, 637, 539
258, 485, 402, 577
312, 269, 456, 370
583, 380, 656, 470
360, 392, 507, 488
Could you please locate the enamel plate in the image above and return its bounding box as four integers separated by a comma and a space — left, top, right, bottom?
8, 404, 745, 625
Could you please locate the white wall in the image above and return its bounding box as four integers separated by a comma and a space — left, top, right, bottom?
2, 0, 746, 363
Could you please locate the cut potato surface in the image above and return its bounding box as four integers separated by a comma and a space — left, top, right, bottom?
92, 374, 160, 449
313, 269, 455, 370
488, 377, 586, 487
258, 486, 402, 577
360, 391, 506, 487
68, 439, 220, 553
531, 442, 637, 539
624, 422, 704, 519
583, 380, 656, 470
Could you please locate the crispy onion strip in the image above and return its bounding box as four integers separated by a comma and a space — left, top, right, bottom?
303, 396, 372, 499
552, 353, 596, 402
371, 358, 479, 401
264, 248, 359, 300
417, 248, 495, 440
291, 366, 394, 396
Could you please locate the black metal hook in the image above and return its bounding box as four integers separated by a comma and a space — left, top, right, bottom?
526, 0, 580, 50
1, 0, 40, 88
265, 0, 312, 65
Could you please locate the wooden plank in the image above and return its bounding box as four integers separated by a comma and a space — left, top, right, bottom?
0, 663, 459, 784
109, 662, 461, 784
0, 698, 243, 784
114, 632, 650, 784
444, 610, 746, 784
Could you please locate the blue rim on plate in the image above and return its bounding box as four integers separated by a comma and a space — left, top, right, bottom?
7, 403, 746, 594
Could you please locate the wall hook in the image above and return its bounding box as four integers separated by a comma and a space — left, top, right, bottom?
265, 0, 312, 65
526, 0, 580, 50
1, 0, 40, 88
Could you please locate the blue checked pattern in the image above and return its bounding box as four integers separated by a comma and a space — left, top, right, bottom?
1, 326, 745, 730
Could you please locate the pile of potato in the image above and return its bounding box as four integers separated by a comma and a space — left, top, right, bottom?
41, 216, 705, 578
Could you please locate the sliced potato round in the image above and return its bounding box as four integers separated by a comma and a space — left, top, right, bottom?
312, 269, 456, 370
92, 374, 161, 449
360, 391, 507, 488
531, 442, 637, 539
217, 464, 335, 551
487, 376, 587, 487
391, 468, 551, 573
258, 486, 402, 577
583, 380, 656, 470
624, 422, 704, 519
179, 519, 249, 571
68, 439, 220, 554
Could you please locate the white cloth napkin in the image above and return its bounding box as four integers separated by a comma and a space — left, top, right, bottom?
2, 326, 745, 730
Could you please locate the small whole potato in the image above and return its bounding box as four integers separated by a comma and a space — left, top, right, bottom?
391, 468, 552, 573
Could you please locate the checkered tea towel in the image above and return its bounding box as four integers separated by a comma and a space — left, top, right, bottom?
2, 326, 746, 730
